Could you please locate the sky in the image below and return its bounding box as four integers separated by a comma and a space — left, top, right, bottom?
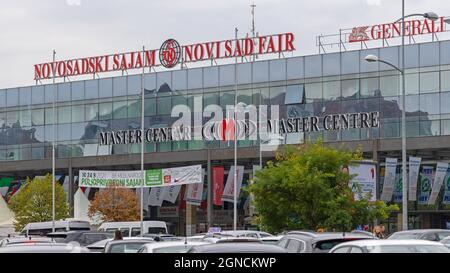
1, 0, 449, 89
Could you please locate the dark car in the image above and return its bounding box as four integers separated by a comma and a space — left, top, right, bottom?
188, 243, 287, 253
46, 231, 112, 246
387, 229, 450, 242
103, 238, 155, 253
276, 231, 375, 253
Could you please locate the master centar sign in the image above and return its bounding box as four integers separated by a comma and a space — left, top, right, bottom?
99, 111, 380, 145
34, 33, 295, 80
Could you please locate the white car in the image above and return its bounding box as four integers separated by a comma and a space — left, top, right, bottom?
440, 236, 450, 249
86, 237, 154, 252
137, 241, 210, 253
329, 239, 450, 253
260, 236, 283, 244
220, 230, 273, 239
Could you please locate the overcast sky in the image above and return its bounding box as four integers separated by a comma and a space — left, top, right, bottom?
1, 0, 449, 89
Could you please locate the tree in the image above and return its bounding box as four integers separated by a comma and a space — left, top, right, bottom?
88, 185, 140, 222
248, 140, 398, 233
9, 174, 69, 232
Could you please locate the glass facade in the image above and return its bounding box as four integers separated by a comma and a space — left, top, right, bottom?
1, 40, 450, 161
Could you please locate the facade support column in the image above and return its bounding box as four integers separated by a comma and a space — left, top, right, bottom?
207, 149, 212, 229
185, 204, 197, 236
68, 158, 74, 217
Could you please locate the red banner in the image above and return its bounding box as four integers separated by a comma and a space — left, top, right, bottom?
213, 166, 225, 206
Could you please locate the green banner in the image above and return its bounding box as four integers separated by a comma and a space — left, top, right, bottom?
145, 169, 163, 186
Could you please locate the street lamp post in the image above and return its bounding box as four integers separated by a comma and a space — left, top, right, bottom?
364, 7, 441, 231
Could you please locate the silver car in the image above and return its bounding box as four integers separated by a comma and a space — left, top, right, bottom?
0, 243, 90, 253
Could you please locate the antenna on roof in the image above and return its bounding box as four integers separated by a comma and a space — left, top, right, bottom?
250, 1, 257, 61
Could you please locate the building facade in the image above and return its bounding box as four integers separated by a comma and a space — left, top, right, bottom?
2, 39, 450, 234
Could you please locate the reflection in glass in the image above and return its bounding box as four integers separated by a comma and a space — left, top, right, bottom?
420, 72, 439, 93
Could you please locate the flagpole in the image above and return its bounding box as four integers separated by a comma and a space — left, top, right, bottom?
52, 50, 56, 233
233, 27, 238, 231
140, 46, 145, 236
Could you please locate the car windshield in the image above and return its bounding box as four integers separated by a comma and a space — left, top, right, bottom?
367, 245, 450, 253
315, 239, 364, 251
388, 233, 422, 239
261, 240, 279, 245
148, 228, 167, 234
153, 245, 191, 253
109, 243, 148, 253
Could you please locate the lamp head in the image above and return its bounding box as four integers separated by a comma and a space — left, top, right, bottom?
364, 54, 379, 63
424, 12, 439, 21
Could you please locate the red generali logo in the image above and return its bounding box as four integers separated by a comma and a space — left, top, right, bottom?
159, 39, 181, 68
349, 26, 370, 42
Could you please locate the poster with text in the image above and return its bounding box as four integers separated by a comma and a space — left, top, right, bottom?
428, 162, 448, 205
443, 169, 450, 205
408, 157, 422, 201
349, 162, 377, 202
380, 158, 398, 202
418, 166, 434, 205
221, 166, 245, 203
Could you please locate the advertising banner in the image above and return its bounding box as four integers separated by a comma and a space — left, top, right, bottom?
443, 169, 450, 205
418, 166, 434, 205
148, 187, 165, 207
380, 158, 398, 202
157, 206, 179, 218
186, 169, 205, 206
408, 157, 422, 201
163, 185, 182, 204
348, 162, 377, 202
213, 166, 225, 206
221, 166, 245, 203
428, 162, 448, 205
79, 165, 202, 188
393, 172, 403, 203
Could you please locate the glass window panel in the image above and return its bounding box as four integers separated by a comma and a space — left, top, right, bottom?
127, 100, 141, 118
203, 93, 218, 107
34, 126, 45, 143
0, 112, 5, 128
113, 101, 128, 119
441, 120, 450, 135
220, 92, 235, 108
420, 43, 439, 67
237, 89, 252, 105
270, 86, 285, 105
405, 73, 419, 95
305, 55, 322, 78
144, 73, 156, 93
72, 105, 85, 123
285, 85, 304, 104
441, 92, 450, 114
6, 88, 19, 107
360, 77, 380, 98
380, 75, 400, 96
441, 71, 450, 92
287, 57, 304, 80
383, 121, 400, 138
158, 142, 172, 152
203, 66, 219, 88
253, 61, 269, 83
32, 147, 44, 160
71, 122, 86, 140
99, 102, 113, 120
323, 81, 340, 101
172, 70, 187, 91
0, 90, 6, 108
380, 96, 400, 121
71, 81, 85, 101
420, 93, 440, 116
219, 65, 235, 86
57, 124, 71, 141
188, 69, 202, 90
360, 97, 380, 113
404, 44, 419, 68
99, 78, 113, 98
172, 96, 187, 109
128, 75, 141, 95
85, 79, 99, 99
420, 72, 439, 93
269, 59, 286, 81
322, 53, 340, 76
19, 87, 32, 106
341, 51, 359, 74
45, 108, 54, 125
113, 77, 127, 97
360, 49, 379, 73
157, 97, 171, 115
237, 63, 252, 84
85, 104, 98, 121
341, 99, 359, 113
305, 82, 322, 102
403, 95, 420, 119
379, 47, 399, 71
19, 109, 32, 127
57, 83, 71, 102
406, 121, 420, 137
342, 128, 360, 141
44, 125, 55, 142
441, 41, 450, 65
32, 109, 45, 126
45, 85, 56, 104
420, 120, 440, 136
157, 72, 173, 92
31, 86, 45, 105
342, 79, 359, 99
57, 106, 71, 124
145, 98, 156, 116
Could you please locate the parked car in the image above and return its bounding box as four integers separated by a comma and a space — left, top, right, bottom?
0, 236, 55, 247
0, 243, 90, 253
138, 241, 210, 253
203, 237, 262, 244
188, 243, 287, 253
260, 236, 283, 245
220, 230, 273, 239
46, 231, 112, 246
387, 229, 450, 242
329, 239, 450, 253
103, 238, 156, 253
440, 236, 450, 249
277, 231, 374, 253
142, 233, 182, 242
85, 237, 155, 253
21, 219, 90, 236
97, 221, 168, 237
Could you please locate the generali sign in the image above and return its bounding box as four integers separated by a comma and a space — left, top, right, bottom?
34, 33, 295, 80
349, 17, 446, 43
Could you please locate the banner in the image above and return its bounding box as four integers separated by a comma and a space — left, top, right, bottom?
380, 158, 397, 202
148, 187, 165, 207
157, 206, 179, 218
79, 165, 202, 188
222, 166, 245, 203
213, 166, 225, 206
418, 166, 434, 205
348, 162, 377, 202
186, 169, 203, 206
428, 162, 448, 205
393, 172, 403, 203
163, 185, 182, 204
408, 157, 422, 201
443, 169, 450, 205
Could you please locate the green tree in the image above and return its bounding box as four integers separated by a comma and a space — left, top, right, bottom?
9, 174, 69, 232
248, 140, 398, 233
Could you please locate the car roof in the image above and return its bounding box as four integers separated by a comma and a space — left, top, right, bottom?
285, 232, 375, 241
190, 243, 287, 253
1, 237, 55, 244
86, 237, 153, 248
391, 229, 450, 234
142, 241, 208, 250
261, 236, 283, 241
0, 243, 90, 253
106, 238, 155, 245
332, 239, 445, 248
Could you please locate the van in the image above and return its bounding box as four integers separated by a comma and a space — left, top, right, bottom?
97, 221, 168, 237
21, 219, 91, 236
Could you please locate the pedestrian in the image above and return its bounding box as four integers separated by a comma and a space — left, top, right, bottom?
373, 225, 385, 239
379, 224, 386, 239
113, 230, 123, 240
